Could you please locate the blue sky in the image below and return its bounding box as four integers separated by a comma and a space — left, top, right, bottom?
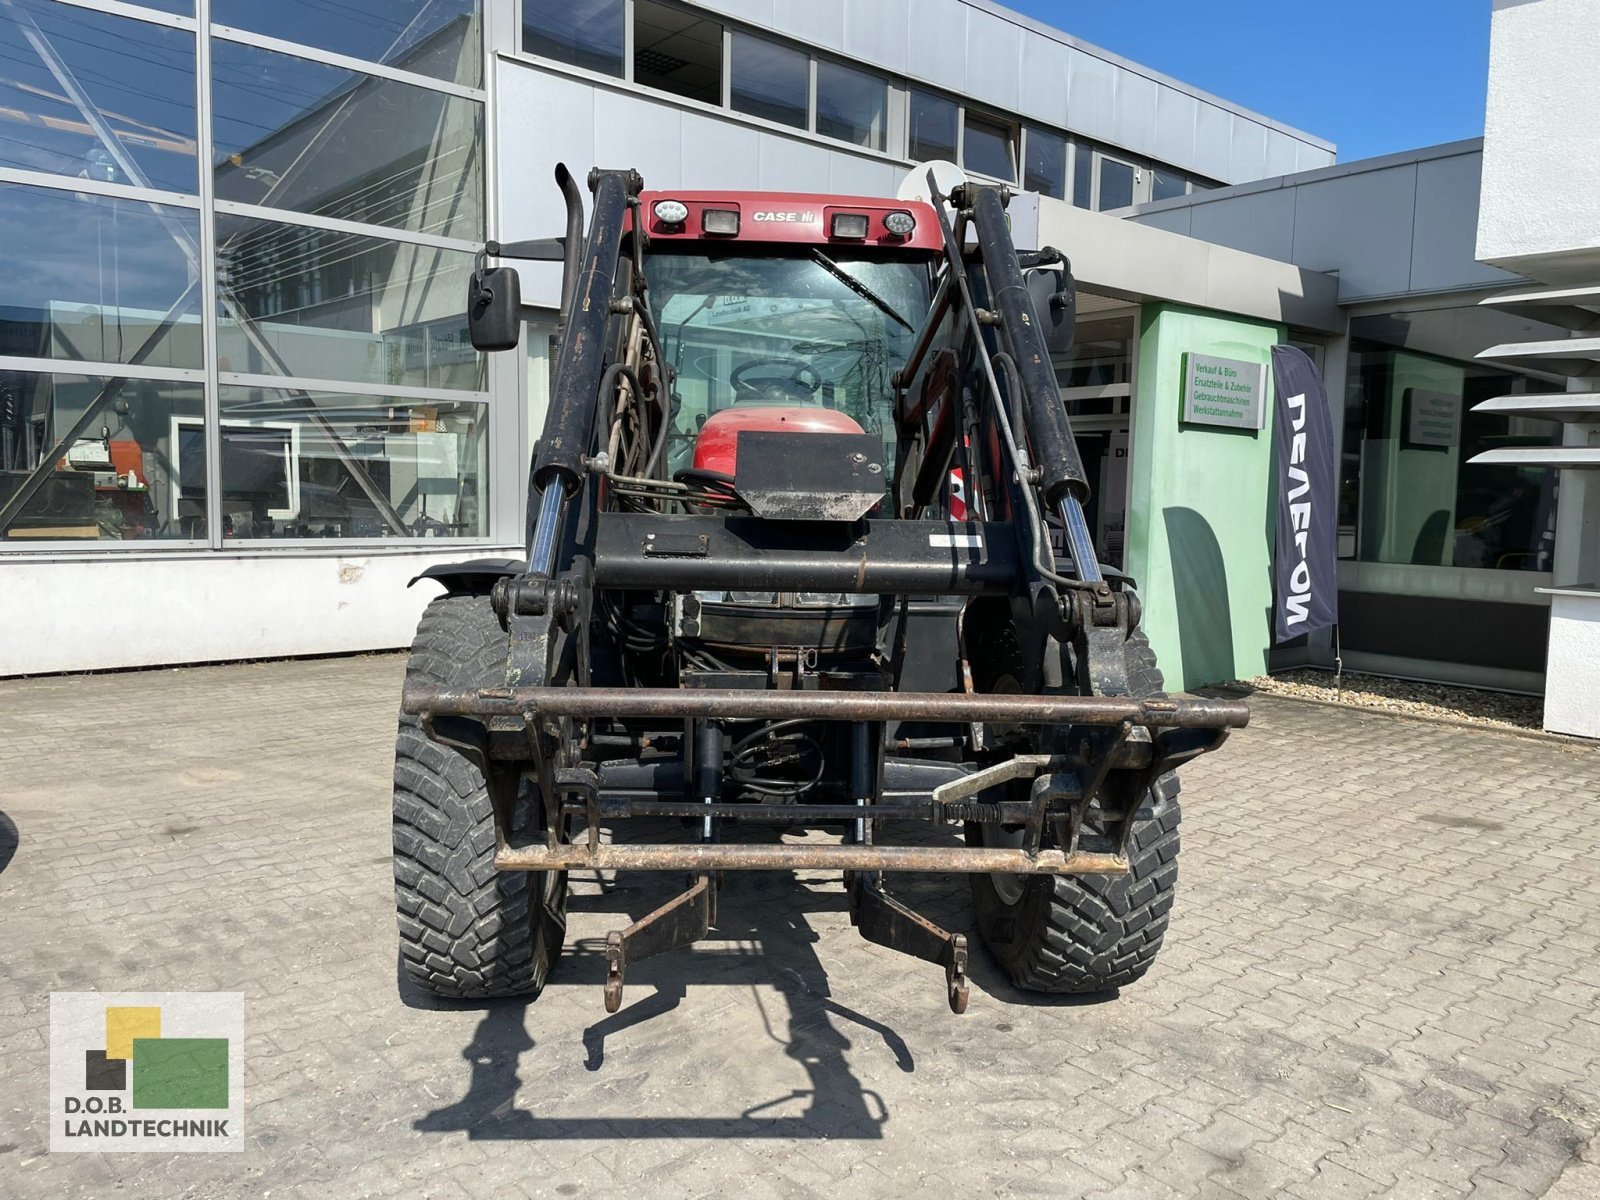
1005, 0, 1493, 163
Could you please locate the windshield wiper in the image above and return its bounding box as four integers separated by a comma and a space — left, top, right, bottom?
809, 249, 914, 332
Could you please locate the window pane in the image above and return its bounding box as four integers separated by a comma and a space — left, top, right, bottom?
633, 0, 722, 105
0, 373, 204, 542
962, 113, 1015, 182
0, 185, 202, 369
216, 214, 484, 392
211, 42, 483, 241
815, 60, 886, 150
0, 0, 196, 192
216, 387, 487, 539
1098, 157, 1134, 210
1341, 340, 1563, 570
729, 32, 808, 130
1151, 169, 1187, 203
523, 0, 623, 77
1072, 143, 1093, 209
908, 90, 958, 162
213, 0, 482, 88
1024, 128, 1067, 199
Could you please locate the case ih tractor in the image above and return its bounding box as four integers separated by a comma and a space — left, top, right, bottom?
393, 166, 1247, 1013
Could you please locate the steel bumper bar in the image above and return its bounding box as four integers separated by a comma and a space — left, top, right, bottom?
495, 841, 1129, 875
402, 686, 1250, 729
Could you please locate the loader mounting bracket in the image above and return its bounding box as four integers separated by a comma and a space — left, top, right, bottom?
850, 873, 970, 1013
603, 873, 717, 1013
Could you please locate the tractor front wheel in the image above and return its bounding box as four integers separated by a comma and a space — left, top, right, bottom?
392, 594, 567, 1000
966, 627, 1181, 995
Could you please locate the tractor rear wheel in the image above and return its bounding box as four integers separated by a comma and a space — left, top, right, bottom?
966, 627, 1181, 995
392, 593, 567, 999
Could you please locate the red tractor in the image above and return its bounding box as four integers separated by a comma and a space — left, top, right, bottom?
393, 166, 1246, 1013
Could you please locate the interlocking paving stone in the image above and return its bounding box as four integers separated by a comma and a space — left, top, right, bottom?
1, 653, 1598, 1197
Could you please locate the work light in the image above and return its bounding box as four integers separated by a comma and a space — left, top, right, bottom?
830, 212, 870, 240
653, 199, 689, 225
883, 210, 917, 237
701, 208, 740, 236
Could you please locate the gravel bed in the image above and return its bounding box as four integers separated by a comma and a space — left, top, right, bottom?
1234, 668, 1545, 733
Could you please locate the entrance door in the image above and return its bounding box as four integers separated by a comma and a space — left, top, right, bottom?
1070, 424, 1129, 570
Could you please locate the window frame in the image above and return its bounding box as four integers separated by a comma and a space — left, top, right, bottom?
959, 107, 1018, 184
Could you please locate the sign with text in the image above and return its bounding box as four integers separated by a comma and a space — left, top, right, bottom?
1403, 387, 1461, 450
1181, 354, 1266, 430
50, 992, 244, 1153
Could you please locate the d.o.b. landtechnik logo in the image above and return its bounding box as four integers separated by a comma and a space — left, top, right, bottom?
49, 992, 244, 1152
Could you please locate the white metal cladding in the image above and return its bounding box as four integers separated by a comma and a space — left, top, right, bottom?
1130, 144, 1525, 303
682, 0, 1334, 184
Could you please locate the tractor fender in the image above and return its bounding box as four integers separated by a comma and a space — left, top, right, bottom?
409, 557, 527, 595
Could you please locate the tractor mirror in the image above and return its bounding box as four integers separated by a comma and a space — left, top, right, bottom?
1024, 260, 1076, 357
467, 265, 522, 352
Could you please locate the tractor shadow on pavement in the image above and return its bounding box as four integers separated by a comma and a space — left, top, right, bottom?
407, 821, 1111, 1140
0, 811, 17, 878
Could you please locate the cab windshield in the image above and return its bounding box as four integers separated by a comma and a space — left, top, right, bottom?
645, 250, 934, 474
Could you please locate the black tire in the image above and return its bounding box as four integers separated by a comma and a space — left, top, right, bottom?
393, 593, 567, 999
967, 628, 1181, 994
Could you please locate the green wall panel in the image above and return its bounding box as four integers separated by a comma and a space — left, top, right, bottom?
1128, 304, 1284, 690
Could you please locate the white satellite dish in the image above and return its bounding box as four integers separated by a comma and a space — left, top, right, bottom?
897, 159, 966, 207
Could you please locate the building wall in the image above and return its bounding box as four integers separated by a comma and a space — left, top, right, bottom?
0, 552, 454, 675
1127, 304, 1283, 690
1477, 0, 1600, 281
1130, 142, 1519, 303
684, 0, 1335, 184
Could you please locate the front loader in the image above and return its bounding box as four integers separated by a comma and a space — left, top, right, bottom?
392, 165, 1247, 1013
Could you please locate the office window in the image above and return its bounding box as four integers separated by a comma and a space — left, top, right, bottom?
908, 90, 958, 163
1072, 143, 1093, 209
523, 0, 624, 77
212, 0, 483, 87
1098, 156, 1135, 210
0, 0, 197, 193
633, 0, 723, 106
216, 216, 485, 392
0, 186, 202, 369
729, 31, 808, 130
0, 373, 205, 542
963, 112, 1016, 182
1151, 169, 1188, 203
216, 387, 488, 540
1341, 334, 1562, 570
1024, 128, 1068, 199
816, 60, 887, 150
212, 42, 484, 241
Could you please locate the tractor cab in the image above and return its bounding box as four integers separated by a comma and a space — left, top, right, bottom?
631, 192, 944, 487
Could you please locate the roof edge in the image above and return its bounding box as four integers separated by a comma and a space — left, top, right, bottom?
958, 0, 1338, 152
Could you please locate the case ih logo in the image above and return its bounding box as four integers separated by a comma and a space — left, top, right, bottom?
752, 210, 815, 222
49, 992, 244, 1152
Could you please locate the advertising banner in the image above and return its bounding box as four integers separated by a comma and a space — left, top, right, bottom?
1270, 346, 1339, 643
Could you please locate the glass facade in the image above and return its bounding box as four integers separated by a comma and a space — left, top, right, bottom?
1340, 318, 1564, 571
0, 0, 487, 547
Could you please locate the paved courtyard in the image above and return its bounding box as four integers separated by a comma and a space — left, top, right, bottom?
2, 654, 1599, 1199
